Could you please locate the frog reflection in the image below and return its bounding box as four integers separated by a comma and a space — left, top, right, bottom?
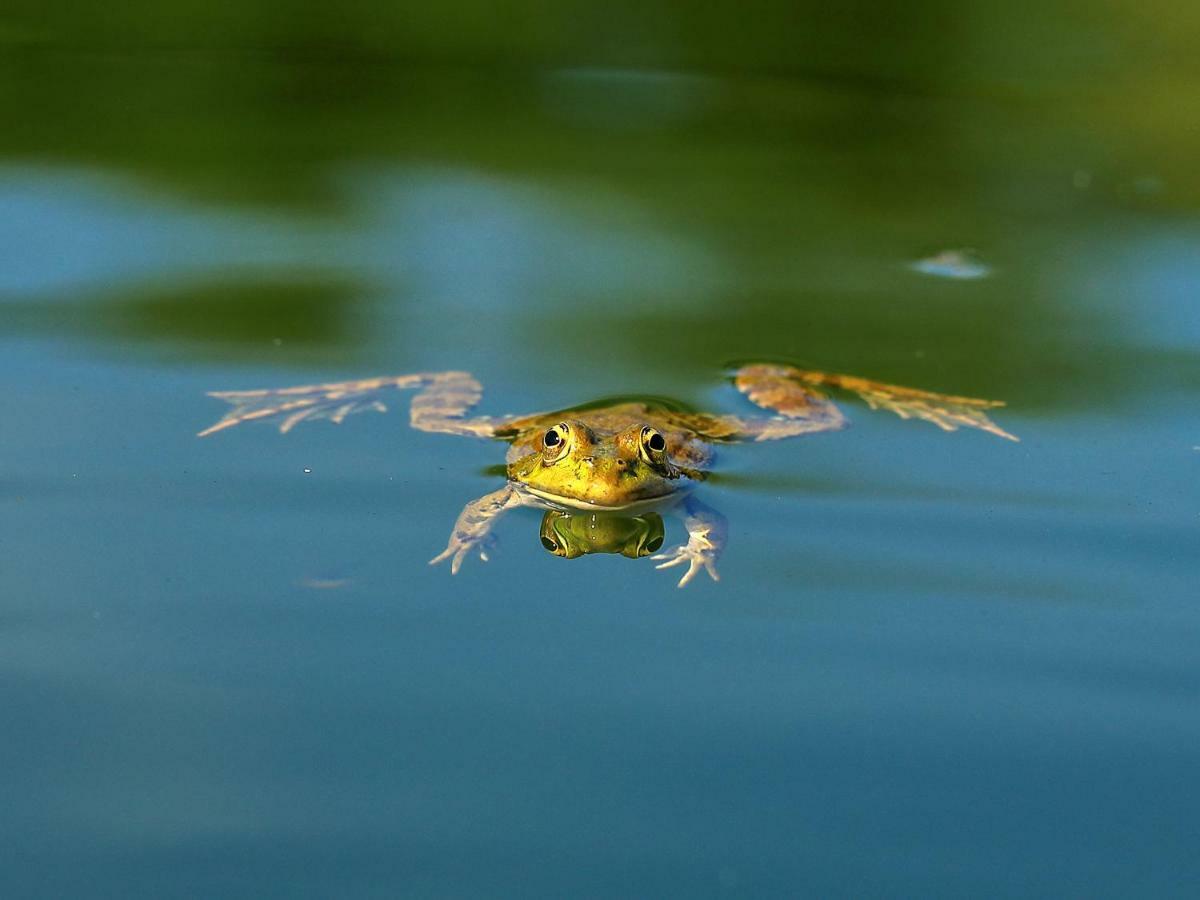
200, 364, 1017, 587
539, 510, 667, 560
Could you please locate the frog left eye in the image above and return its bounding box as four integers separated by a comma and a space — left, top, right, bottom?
640, 427, 667, 458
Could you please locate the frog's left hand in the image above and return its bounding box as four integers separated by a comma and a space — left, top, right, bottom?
651, 535, 721, 588
652, 497, 726, 588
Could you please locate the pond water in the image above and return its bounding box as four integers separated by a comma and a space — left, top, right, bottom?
2, 3, 1198, 897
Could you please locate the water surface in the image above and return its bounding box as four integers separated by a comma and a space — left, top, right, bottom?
2, 3, 1198, 897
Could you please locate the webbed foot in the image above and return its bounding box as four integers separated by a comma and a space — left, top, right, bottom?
429, 532, 498, 575
428, 484, 521, 575
652, 537, 721, 588
734, 364, 1018, 441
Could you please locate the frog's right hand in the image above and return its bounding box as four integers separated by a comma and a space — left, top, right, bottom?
428, 485, 520, 575
429, 532, 497, 575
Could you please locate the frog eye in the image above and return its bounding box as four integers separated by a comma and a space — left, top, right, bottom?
639, 426, 667, 460
540, 535, 564, 555
542, 423, 571, 462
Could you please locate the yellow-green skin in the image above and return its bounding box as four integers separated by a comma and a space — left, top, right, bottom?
503, 404, 712, 510
199, 364, 1017, 587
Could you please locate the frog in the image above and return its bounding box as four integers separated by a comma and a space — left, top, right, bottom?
199, 364, 1017, 587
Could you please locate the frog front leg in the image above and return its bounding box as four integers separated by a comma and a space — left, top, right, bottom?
429, 483, 524, 574
652, 495, 728, 588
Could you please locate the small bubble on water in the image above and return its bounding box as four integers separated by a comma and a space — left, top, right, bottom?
298, 577, 352, 590
910, 249, 991, 280
303, 467, 312, 474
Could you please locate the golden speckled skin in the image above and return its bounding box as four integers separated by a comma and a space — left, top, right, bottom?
199, 364, 1016, 586
503, 404, 712, 510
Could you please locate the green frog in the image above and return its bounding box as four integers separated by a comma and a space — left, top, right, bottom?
199, 364, 1016, 587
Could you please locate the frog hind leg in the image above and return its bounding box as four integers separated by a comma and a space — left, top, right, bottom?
407, 371, 504, 438
667, 366, 849, 443
429, 483, 526, 574
745, 364, 1020, 441
199, 370, 506, 439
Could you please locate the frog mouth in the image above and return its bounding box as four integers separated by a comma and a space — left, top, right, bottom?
519, 484, 681, 512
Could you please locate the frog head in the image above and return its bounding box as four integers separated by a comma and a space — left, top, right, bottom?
538, 510, 666, 559
508, 419, 680, 509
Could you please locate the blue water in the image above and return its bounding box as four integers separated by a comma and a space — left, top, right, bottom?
2, 8, 1199, 896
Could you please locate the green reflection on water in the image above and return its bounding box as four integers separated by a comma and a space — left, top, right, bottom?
2, 8, 1200, 899
1, 1, 1197, 406
2, 0, 1196, 657
0, 277, 369, 363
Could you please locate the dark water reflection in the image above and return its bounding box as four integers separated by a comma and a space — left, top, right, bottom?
2, 3, 1199, 897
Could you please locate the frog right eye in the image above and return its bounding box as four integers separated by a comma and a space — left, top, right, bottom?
542, 423, 571, 462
